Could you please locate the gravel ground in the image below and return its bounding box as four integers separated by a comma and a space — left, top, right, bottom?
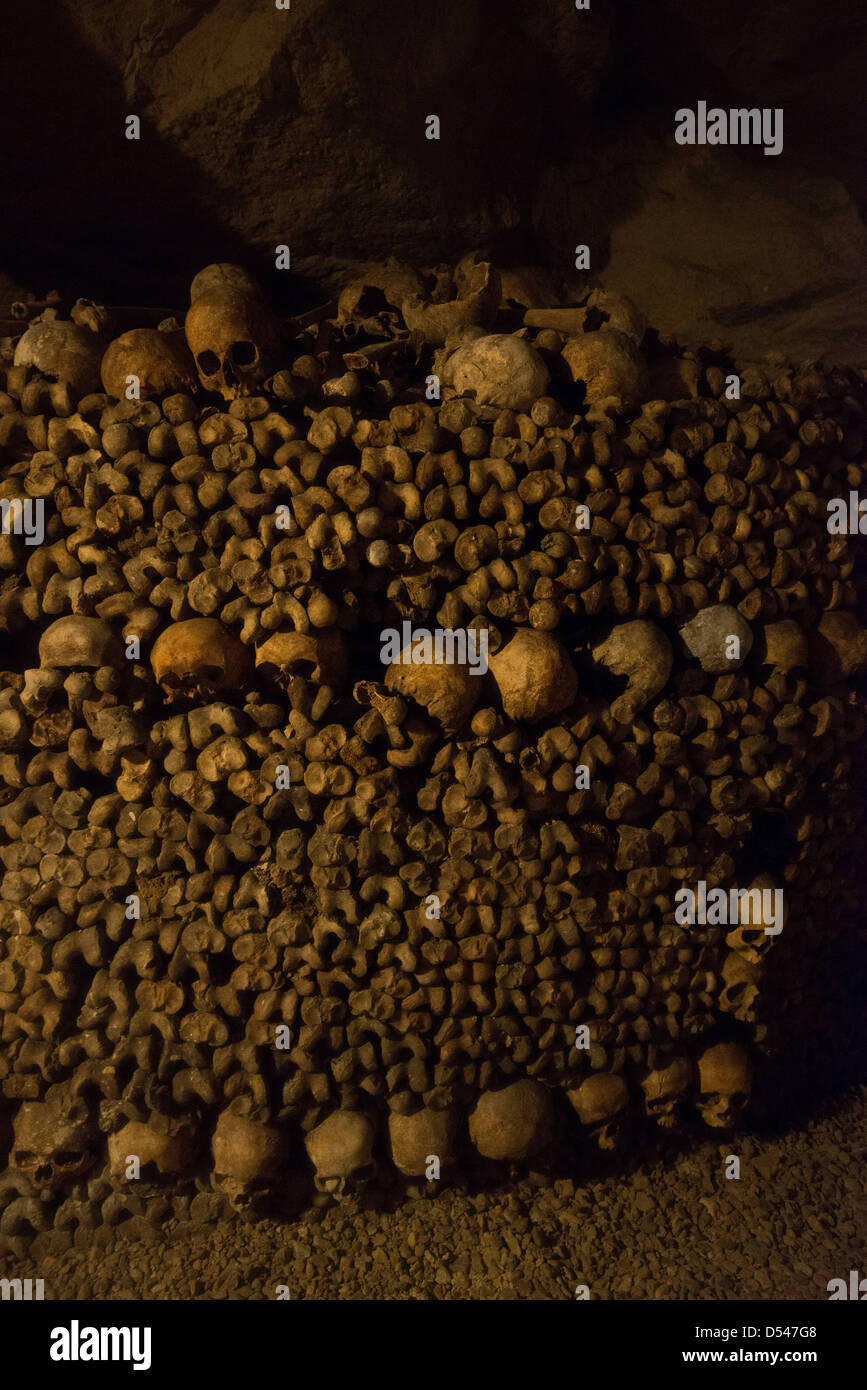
3, 1085, 865, 1301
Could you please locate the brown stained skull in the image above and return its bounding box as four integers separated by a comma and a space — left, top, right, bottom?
468, 1080, 555, 1165
255, 629, 348, 690
150, 618, 250, 702
567, 1072, 629, 1151
388, 1106, 460, 1180
39, 616, 123, 670
100, 328, 198, 400
12, 1087, 100, 1195
210, 1111, 288, 1216
591, 620, 673, 722
696, 1042, 752, 1129
639, 1056, 695, 1130
719, 951, 762, 1022
304, 1110, 377, 1202
108, 1118, 198, 1189
384, 644, 480, 731
185, 263, 282, 399
488, 629, 578, 723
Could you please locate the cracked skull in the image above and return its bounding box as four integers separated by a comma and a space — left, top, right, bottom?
151, 618, 250, 702
185, 263, 282, 399
696, 1042, 752, 1129
12, 1087, 100, 1194
304, 1110, 376, 1201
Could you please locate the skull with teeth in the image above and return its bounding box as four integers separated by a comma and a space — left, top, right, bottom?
696, 1042, 752, 1129
185, 263, 282, 399
567, 1072, 629, 1151
304, 1110, 376, 1202
150, 618, 250, 702
12, 1086, 100, 1195
639, 1056, 695, 1130
210, 1111, 288, 1217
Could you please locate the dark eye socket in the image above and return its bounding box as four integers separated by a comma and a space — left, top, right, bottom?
229, 340, 258, 368
13, 1150, 34, 1164
197, 350, 221, 375
55, 1150, 84, 1166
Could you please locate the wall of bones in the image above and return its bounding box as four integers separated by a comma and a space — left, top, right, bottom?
0, 258, 864, 1228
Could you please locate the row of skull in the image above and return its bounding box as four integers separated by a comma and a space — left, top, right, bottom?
6, 1042, 751, 1211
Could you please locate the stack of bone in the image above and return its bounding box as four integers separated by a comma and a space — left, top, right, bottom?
0, 256, 864, 1229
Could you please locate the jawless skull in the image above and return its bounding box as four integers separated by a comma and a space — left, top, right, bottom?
108, 1118, 198, 1192
185, 263, 281, 399
12, 1088, 100, 1195
304, 1110, 376, 1202
639, 1056, 694, 1130
696, 1042, 752, 1129
150, 618, 250, 702
567, 1072, 629, 1150
210, 1111, 288, 1217
467, 1080, 555, 1166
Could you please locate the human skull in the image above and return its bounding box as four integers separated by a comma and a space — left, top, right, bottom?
100, 328, 198, 400
719, 951, 762, 1022
150, 618, 250, 701
696, 1042, 752, 1129
38, 615, 123, 670
561, 328, 649, 409
13, 319, 104, 395
567, 1072, 629, 1150
725, 876, 784, 964
12, 1087, 100, 1195
255, 629, 348, 690
336, 260, 424, 326
584, 289, 646, 343
639, 1056, 694, 1130
108, 1118, 198, 1189
468, 1080, 555, 1164
304, 1110, 376, 1201
384, 643, 479, 730
680, 605, 753, 673
591, 620, 673, 721
388, 1106, 459, 1179
185, 263, 281, 399
402, 260, 500, 345
210, 1111, 287, 1216
488, 629, 578, 723
442, 333, 550, 412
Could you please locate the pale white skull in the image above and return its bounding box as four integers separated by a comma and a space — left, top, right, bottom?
305, 1110, 376, 1201
719, 951, 762, 1021
13, 319, 104, 395
468, 1080, 555, 1163
185, 263, 281, 399
696, 1042, 752, 1129
567, 1072, 629, 1150
12, 1087, 100, 1195
639, 1056, 694, 1129
442, 333, 550, 412
210, 1111, 288, 1215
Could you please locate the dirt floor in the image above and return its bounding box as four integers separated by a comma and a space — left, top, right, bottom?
3, 1085, 865, 1301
